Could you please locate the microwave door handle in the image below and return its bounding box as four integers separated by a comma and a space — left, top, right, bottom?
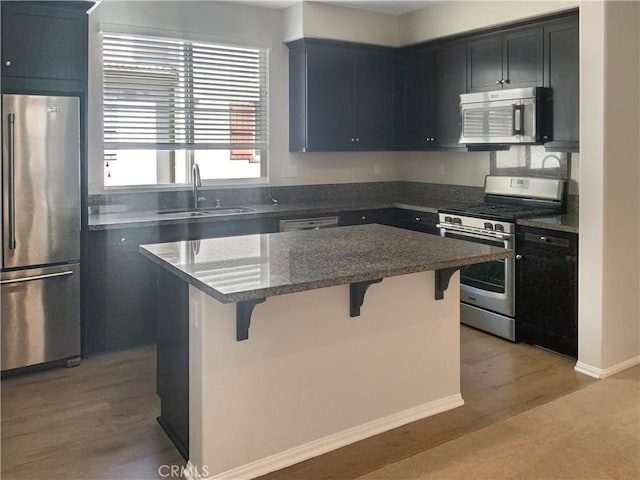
512, 105, 525, 135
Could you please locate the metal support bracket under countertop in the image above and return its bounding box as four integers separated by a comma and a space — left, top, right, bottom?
350, 279, 383, 317
435, 267, 461, 300
236, 298, 266, 341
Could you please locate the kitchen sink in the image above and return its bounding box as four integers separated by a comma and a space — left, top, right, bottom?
158, 207, 255, 217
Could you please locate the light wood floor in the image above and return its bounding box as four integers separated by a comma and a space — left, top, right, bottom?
1, 326, 594, 480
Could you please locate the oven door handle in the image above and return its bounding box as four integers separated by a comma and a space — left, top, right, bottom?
439, 226, 513, 248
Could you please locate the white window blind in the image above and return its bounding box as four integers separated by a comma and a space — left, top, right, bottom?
102, 32, 269, 151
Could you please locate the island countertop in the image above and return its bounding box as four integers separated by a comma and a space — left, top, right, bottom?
140, 224, 511, 304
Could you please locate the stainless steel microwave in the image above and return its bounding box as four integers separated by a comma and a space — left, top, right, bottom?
459, 87, 552, 145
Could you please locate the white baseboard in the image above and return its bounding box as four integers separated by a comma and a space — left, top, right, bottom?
575, 355, 640, 379
198, 393, 464, 480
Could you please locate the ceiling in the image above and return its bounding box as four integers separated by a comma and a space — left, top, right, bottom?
233, 1, 438, 16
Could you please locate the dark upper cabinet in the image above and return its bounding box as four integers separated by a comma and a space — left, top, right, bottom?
433, 42, 467, 147
354, 48, 395, 149
467, 27, 543, 92
396, 47, 436, 149
1, 1, 90, 93
395, 42, 466, 150
467, 35, 503, 92
288, 39, 395, 152
543, 16, 579, 151
304, 42, 354, 151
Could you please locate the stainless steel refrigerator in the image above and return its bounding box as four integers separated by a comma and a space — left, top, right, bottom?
1, 94, 81, 372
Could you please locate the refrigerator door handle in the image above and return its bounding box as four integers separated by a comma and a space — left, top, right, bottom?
0, 270, 74, 285
7, 113, 16, 250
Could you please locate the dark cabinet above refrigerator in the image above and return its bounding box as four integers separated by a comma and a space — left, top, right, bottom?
1, 1, 91, 94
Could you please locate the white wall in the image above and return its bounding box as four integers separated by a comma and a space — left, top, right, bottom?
577, 0, 640, 377
400, 1, 579, 45
87, 0, 401, 194
398, 151, 490, 187
290, 1, 401, 46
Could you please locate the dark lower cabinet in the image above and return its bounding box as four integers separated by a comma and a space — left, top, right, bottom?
84, 225, 187, 355
338, 209, 397, 227
84, 218, 278, 356
394, 210, 439, 235
156, 267, 190, 460
516, 227, 578, 358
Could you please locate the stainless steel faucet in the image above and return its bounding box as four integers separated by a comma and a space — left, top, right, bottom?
192, 163, 204, 210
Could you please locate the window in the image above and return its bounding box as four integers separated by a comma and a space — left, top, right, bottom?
102, 32, 268, 187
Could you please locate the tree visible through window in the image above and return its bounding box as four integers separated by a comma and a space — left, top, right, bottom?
102, 32, 268, 187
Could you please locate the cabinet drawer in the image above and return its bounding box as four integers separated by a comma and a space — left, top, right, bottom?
518, 227, 577, 256
395, 210, 439, 235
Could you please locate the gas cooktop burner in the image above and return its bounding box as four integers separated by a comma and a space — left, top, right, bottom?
440, 202, 561, 221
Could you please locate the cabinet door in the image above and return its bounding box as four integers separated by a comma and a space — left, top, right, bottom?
85, 230, 161, 355
306, 44, 355, 151
503, 27, 543, 89
401, 48, 436, 149
544, 17, 579, 150
355, 48, 394, 149
434, 43, 467, 146
1, 3, 87, 83
466, 35, 503, 92
516, 229, 578, 358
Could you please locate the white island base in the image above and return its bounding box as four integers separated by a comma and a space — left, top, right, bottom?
186, 271, 462, 480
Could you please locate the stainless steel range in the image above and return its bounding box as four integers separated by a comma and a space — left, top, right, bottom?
437, 176, 565, 341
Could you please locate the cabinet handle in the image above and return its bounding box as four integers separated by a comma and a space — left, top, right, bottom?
540, 236, 547, 242
516, 254, 523, 260
355, 138, 360, 142
4, 60, 12, 67
495, 80, 502, 84
415, 217, 420, 221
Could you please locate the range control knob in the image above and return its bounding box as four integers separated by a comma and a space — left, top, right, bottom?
494, 224, 504, 232
452, 217, 462, 225
484, 222, 494, 230
444, 216, 452, 223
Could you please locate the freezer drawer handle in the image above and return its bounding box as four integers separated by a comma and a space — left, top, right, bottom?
1, 270, 74, 285
7, 113, 16, 250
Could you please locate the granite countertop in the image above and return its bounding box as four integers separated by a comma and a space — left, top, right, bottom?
139, 224, 512, 304
517, 214, 579, 234
88, 199, 459, 230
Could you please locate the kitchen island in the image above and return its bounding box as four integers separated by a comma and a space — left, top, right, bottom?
140, 224, 511, 480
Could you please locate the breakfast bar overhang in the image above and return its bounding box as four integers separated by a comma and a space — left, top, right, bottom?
140, 224, 511, 480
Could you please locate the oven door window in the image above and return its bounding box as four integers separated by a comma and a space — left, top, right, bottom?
444, 233, 507, 294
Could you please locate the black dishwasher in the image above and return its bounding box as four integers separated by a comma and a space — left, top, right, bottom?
516, 226, 578, 358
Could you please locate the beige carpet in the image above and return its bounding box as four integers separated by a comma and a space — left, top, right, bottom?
358, 366, 640, 480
